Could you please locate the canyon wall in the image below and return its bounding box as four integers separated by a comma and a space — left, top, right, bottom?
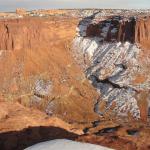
135, 17, 150, 50
0, 18, 53, 50
0, 17, 99, 123
74, 15, 150, 121
84, 16, 150, 50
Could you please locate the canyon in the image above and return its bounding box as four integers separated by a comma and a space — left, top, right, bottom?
0, 9, 150, 150
74, 13, 150, 121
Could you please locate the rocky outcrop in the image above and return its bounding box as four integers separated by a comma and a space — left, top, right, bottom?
0, 18, 51, 50
118, 16, 150, 49
16, 8, 27, 16
79, 16, 150, 50
73, 14, 150, 121
135, 17, 150, 50
117, 17, 136, 43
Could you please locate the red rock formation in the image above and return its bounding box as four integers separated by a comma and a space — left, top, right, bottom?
135, 17, 150, 50
117, 18, 136, 43
0, 17, 99, 124
117, 17, 150, 48
0, 16, 99, 149
118, 16, 150, 50
0, 100, 81, 150
85, 16, 150, 50
0, 18, 50, 50
118, 17, 150, 49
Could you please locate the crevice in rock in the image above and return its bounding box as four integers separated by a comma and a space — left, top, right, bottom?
5, 24, 9, 35
82, 120, 101, 134
86, 68, 139, 118
126, 129, 139, 136
89, 74, 137, 91
95, 125, 121, 135
33, 93, 45, 99
92, 120, 101, 127
94, 97, 104, 116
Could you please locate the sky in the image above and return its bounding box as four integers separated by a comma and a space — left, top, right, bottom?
0, 0, 150, 11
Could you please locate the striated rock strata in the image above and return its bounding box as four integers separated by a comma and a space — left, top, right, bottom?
73, 14, 150, 121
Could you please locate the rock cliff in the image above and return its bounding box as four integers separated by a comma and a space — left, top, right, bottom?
80, 16, 150, 50
0, 17, 99, 124
73, 14, 150, 121
0, 18, 52, 50
135, 17, 150, 50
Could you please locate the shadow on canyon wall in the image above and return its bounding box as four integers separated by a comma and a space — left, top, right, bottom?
0, 126, 78, 150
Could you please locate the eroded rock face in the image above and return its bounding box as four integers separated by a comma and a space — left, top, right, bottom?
0, 17, 99, 123
0, 18, 51, 50
73, 14, 150, 120
135, 17, 150, 50
117, 17, 136, 43
77, 15, 150, 48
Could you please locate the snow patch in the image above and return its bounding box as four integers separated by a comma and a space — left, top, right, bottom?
25, 139, 113, 150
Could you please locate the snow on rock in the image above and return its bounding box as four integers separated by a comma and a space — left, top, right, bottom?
34, 79, 53, 96
74, 35, 142, 119
72, 14, 150, 119
25, 139, 113, 150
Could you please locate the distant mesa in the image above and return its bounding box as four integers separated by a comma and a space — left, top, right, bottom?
16, 8, 27, 16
